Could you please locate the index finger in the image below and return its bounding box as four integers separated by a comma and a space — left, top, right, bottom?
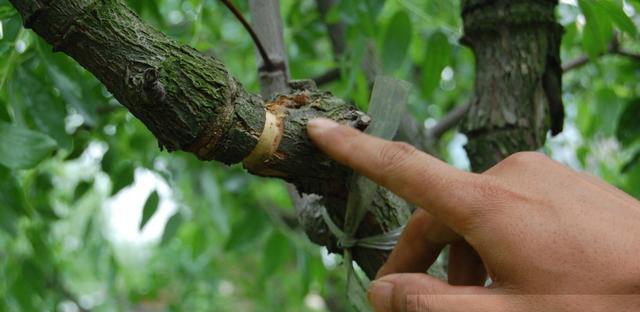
307, 118, 497, 234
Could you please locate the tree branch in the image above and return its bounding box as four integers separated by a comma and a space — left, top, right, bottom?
312, 67, 341, 86
614, 49, 640, 62
219, 0, 277, 72
428, 104, 470, 140
8, 0, 411, 279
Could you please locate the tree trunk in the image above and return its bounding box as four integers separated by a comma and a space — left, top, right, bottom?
461, 0, 564, 171
453, 0, 563, 285
8, 0, 413, 278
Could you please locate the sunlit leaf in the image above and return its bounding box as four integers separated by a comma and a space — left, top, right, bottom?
596, 0, 637, 37
578, 0, 614, 59
381, 10, 412, 72
421, 30, 451, 98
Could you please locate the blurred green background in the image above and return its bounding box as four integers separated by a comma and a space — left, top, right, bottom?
0, 0, 638, 311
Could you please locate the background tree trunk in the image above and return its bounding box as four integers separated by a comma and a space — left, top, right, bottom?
452, 0, 563, 285
461, 0, 564, 171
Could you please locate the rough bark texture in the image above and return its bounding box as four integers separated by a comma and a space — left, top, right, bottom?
9, 0, 412, 278
461, 0, 564, 172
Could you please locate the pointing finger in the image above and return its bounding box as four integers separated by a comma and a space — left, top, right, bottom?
307, 118, 499, 234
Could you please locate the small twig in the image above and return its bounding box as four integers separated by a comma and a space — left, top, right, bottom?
312, 67, 341, 86
561, 55, 590, 72
429, 104, 470, 140
219, 0, 276, 71
615, 50, 640, 62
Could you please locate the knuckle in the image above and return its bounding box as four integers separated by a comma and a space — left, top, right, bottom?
406, 294, 439, 312
503, 151, 548, 166
378, 142, 417, 172
465, 175, 535, 228
485, 152, 549, 176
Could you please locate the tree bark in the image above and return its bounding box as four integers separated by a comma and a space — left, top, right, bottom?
8, 0, 412, 278
461, 0, 564, 172
442, 0, 564, 285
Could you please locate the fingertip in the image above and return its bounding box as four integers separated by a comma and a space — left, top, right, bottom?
367, 280, 394, 312
306, 118, 339, 136
375, 264, 392, 280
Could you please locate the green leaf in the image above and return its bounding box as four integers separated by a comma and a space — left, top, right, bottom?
578, 0, 614, 59
421, 30, 452, 98
622, 150, 640, 174
0, 166, 25, 235
14, 66, 71, 150
0, 122, 57, 169
0, 4, 16, 20
381, 10, 412, 73
616, 99, 640, 146
161, 212, 184, 245
0, 98, 10, 121
73, 179, 93, 202
30, 171, 58, 219
261, 230, 290, 277
593, 88, 624, 136
624, 164, 640, 199
596, 0, 637, 37
200, 172, 230, 235
225, 210, 268, 251
110, 161, 135, 195
139, 190, 159, 230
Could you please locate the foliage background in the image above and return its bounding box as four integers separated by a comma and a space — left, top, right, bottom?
0, 0, 638, 311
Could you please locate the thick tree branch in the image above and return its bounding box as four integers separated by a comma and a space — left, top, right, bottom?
8, 0, 410, 279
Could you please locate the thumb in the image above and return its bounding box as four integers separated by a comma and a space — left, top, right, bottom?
367, 273, 511, 312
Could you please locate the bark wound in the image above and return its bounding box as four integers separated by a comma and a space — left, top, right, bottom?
461, 0, 564, 172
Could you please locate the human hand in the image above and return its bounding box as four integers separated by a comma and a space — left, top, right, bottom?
307, 118, 640, 312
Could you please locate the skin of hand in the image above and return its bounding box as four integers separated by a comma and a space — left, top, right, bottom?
307, 118, 640, 312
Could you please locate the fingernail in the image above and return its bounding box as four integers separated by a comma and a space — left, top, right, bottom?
307, 118, 339, 132
368, 280, 394, 312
